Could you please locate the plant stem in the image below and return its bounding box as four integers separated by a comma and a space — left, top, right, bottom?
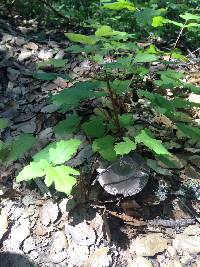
166, 21, 187, 68
104, 70, 122, 133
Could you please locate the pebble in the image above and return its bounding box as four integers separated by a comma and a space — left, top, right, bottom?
128, 257, 153, 267
130, 234, 168, 256
38, 49, 53, 60
84, 247, 112, 267
173, 234, 200, 254
166, 260, 183, 267
167, 246, 177, 258
41, 104, 58, 113
18, 51, 32, 61
23, 236, 36, 253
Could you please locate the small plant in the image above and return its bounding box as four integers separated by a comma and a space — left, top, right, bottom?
10, 2, 200, 196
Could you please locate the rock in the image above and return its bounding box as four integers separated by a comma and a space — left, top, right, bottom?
54, 50, 65, 59
166, 260, 183, 267
183, 225, 200, 236
130, 234, 168, 256
24, 42, 38, 51
128, 257, 153, 267
4, 218, 30, 250
50, 231, 68, 253
7, 67, 20, 81
166, 246, 177, 257
173, 234, 200, 254
0, 184, 7, 196
2, 33, 13, 43
14, 37, 26, 46
16, 118, 36, 133
22, 236, 35, 253
38, 49, 53, 60
39, 200, 59, 226
84, 247, 112, 267
41, 104, 58, 113
67, 244, 89, 266
65, 220, 96, 246
18, 51, 32, 61
22, 194, 37, 207
0, 210, 8, 240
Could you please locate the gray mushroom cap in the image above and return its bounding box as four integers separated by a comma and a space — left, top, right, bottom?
97, 153, 150, 197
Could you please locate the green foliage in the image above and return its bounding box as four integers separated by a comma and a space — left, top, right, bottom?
65, 33, 98, 45
0, 134, 36, 166
33, 139, 81, 165
102, 0, 136, 11
92, 135, 117, 161
54, 115, 81, 135
3, 0, 200, 198
135, 130, 170, 156
0, 118, 9, 130
176, 123, 200, 142
82, 116, 105, 138
114, 137, 136, 155
16, 139, 81, 195
52, 80, 103, 111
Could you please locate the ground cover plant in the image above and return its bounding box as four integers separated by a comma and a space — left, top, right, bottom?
1, 0, 200, 199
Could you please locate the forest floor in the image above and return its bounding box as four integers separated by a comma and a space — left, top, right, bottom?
0, 18, 200, 267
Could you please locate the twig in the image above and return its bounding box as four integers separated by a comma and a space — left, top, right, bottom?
166, 21, 187, 68
178, 197, 200, 224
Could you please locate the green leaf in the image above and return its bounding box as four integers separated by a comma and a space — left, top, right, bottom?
33, 139, 81, 165
185, 23, 200, 28
184, 83, 200, 94
103, 0, 136, 11
92, 135, 117, 162
65, 33, 97, 45
52, 80, 103, 111
176, 123, 200, 142
156, 154, 184, 169
135, 53, 158, 63
33, 71, 58, 81
163, 19, 184, 28
119, 114, 134, 128
135, 129, 170, 155
147, 159, 171, 175
110, 80, 130, 95
16, 161, 45, 182
134, 8, 164, 27
114, 137, 136, 155
37, 59, 67, 69
95, 26, 119, 37
17, 160, 79, 195
180, 13, 200, 21
45, 165, 79, 195
5, 134, 36, 165
0, 118, 9, 130
82, 116, 105, 138
54, 115, 81, 135
152, 16, 165, 27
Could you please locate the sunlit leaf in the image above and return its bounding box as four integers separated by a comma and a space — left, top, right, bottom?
33, 139, 81, 165
114, 137, 136, 155
135, 129, 170, 155
65, 33, 97, 45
